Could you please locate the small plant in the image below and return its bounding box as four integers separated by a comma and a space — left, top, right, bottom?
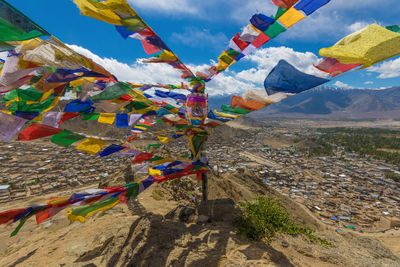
236, 196, 331, 246
385, 172, 400, 183
152, 189, 164, 201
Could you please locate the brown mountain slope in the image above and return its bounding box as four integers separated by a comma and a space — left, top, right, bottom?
0, 169, 399, 267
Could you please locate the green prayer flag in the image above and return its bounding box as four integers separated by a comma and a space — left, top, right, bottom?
0, 1, 48, 42
126, 183, 139, 200
273, 7, 288, 20
164, 104, 176, 111
68, 196, 120, 221
81, 113, 100, 120
386, 25, 400, 34
147, 143, 162, 149
11, 217, 28, 237
264, 21, 287, 39
227, 49, 240, 58
3, 87, 43, 102
127, 101, 150, 110
90, 82, 132, 101
147, 156, 164, 162
190, 133, 207, 158
221, 105, 252, 115
51, 130, 86, 148
8, 96, 55, 112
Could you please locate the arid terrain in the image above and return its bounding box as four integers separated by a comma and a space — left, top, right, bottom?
1, 119, 400, 267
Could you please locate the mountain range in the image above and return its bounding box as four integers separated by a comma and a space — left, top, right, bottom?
210, 87, 400, 120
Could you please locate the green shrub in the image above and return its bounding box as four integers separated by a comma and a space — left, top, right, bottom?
385, 172, 400, 183
151, 189, 164, 201
236, 196, 331, 246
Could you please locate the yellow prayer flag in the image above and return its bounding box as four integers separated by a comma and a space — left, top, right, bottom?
69, 77, 96, 88
158, 136, 173, 144
278, 8, 306, 28
76, 138, 108, 155
73, 0, 138, 26
149, 168, 162, 176
98, 113, 116, 124
47, 197, 70, 205
43, 96, 62, 113
159, 50, 178, 62
32, 113, 43, 122
319, 24, 400, 67
134, 125, 148, 130
214, 110, 241, 119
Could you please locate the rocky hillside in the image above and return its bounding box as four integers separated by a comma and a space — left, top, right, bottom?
1, 168, 399, 267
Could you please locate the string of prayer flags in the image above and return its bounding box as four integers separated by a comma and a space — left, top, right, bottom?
6, 0, 400, 237
0, 178, 154, 236
72, 0, 196, 82
202, 0, 331, 82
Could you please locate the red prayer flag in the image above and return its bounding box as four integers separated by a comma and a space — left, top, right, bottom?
314, 58, 362, 77
58, 112, 80, 124
141, 40, 162, 54
251, 33, 271, 48
0, 209, 27, 224
271, 0, 298, 9
35, 209, 50, 224
18, 122, 62, 141
131, 152, 154, 164
232, 33, 249, 51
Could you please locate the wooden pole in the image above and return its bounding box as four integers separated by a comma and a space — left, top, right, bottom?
202, 172, 208, 202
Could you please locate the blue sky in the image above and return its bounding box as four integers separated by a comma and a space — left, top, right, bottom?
8, 0, 400, 95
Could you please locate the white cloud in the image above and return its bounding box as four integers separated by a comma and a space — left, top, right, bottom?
368, 57, 400, 79
333, 81, 354, 89
347, 21, 370, 33
68, 44, 256, 96
364, 81, 374, 85
68, 44, 182, 84
130, 0, 198, 14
